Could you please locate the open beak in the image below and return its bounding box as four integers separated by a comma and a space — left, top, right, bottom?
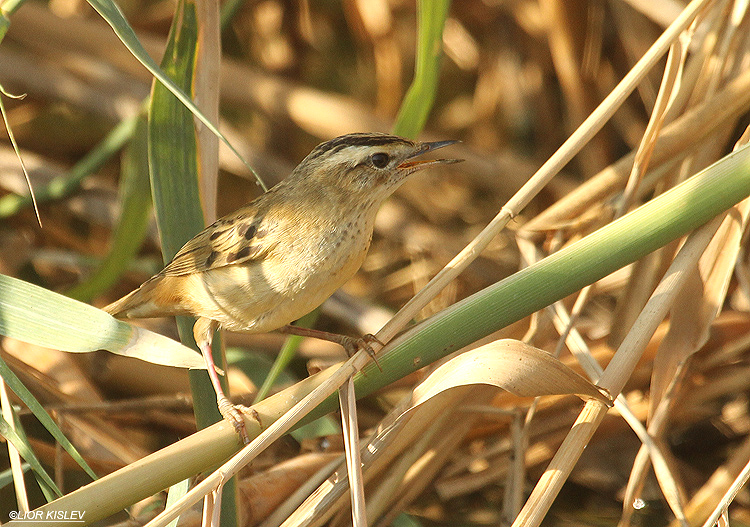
397, 140, 462, 170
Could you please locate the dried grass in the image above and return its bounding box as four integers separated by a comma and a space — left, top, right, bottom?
3, 0, 750, 526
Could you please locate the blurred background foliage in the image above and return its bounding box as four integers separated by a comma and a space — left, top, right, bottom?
2, 0, 750, 526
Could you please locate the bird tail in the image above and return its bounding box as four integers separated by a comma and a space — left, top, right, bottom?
103, 276, 173, 319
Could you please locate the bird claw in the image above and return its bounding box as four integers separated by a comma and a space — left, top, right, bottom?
340, 333, 383, 371
217, 397, 254, 445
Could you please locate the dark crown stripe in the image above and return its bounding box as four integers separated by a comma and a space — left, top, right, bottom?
308, 133, 411, 160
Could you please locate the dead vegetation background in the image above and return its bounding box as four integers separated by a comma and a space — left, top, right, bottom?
2, 0, 750, 525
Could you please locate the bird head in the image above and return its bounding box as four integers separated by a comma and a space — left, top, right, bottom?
292, 133, 461, 201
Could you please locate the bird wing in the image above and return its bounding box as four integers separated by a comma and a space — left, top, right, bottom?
162, 209, 277, 276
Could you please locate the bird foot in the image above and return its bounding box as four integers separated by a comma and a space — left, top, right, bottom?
277, 325, 384, 370
217, 396, 259, 445
339, 333, 383, 371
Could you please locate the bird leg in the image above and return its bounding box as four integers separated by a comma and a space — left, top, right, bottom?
277, 325, 383, 369
193, 318, 251, 444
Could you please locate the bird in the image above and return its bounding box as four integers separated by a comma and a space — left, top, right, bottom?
104, 132, 460, 442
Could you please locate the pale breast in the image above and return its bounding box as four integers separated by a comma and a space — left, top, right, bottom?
189, 214, 373, 333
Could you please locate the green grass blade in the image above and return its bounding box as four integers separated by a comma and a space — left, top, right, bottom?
0, 274, 205, 369
254, 310, 319, 403
86, 0, 263, 188
0, 113, 138, 219
0, 85, 41, 225
20, 125, 750, 527
0, 463, 30, 490
392, 0, 451, 139
147, 0, 224, 424
2, 402, 57, 502
147, 0, 204, 261
0, 356, 97, 482
300, 141, 750, 422
0, 0, 24, 44
0, 409, 61, 498
165, 477, 190, 527
147, 2, 238, 524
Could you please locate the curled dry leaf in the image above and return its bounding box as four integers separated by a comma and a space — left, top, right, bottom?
411, 338, 611, 411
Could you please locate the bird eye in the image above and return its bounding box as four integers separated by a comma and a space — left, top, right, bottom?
370, 152, 390, 168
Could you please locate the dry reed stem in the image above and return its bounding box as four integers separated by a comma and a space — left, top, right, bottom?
617, 14, 750, 520
553, 22, 688, 525
523, 138, 684, 521
0, 380, 29, 511
365, 414, 451, 522
512, 214, 727, 526
521, 67, 750, 233
605, 18, 696, 350
375, 0, 712, 349
277, 382, 489, 525
676, 434, 750, 526
623, 0, 686, 27
373, 388, 489, 527
661, 136, 750, 527
150, 3, 724, 520
257, 455, 346, 527
338, 377, 366, 527
142, 352, 370, 527
548, 301, 687, 524
194, 0, 221, 223
619, 38, 684, 215
703, 456, 750, 527
274, 405, 416, 526
238, 453, 340, 523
